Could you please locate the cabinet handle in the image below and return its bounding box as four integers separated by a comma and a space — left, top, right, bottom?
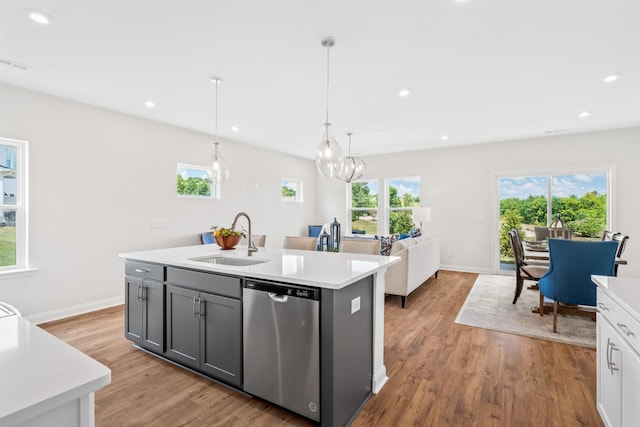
617, 322, 636, 338
606, 338, 612, 372
198, 298, 205, 318
609, 341, 619, 374
193, 296, 199, 316
141, 286, 147, 301
597, 302, 609, 312
137, 284, 143, 300
134, 268, 150, 274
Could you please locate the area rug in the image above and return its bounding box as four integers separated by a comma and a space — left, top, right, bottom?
455, 274, 595, 348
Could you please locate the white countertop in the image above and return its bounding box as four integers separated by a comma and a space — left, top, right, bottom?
119, 244, 399, 289
0, 315, 111, 426
592, 275, 640, 321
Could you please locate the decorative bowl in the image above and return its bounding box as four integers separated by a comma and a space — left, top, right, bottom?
214, 235, 242, 250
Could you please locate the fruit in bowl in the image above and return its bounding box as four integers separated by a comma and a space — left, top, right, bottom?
211, 226, 245, 250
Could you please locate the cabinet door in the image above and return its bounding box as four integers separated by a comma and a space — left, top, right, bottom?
142, 280, 165, 353
597, 317, 622, 427
166, 285, 201, 369
621, 341, 640, 426
125, 277, 143, 344
200, 292, 242, 387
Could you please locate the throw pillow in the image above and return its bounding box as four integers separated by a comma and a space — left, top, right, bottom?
409, 228, 422, 238
375, 234, 399, 256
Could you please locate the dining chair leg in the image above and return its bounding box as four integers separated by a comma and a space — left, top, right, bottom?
513, 277, 524, 304
552, 301, 558, 333
539, 292, 544, 316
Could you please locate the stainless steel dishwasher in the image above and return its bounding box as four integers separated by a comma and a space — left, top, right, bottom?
243, 279, 320, 422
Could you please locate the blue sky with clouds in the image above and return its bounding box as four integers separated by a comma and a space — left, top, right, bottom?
500, 173, 607, 199
358, 177, 421, 198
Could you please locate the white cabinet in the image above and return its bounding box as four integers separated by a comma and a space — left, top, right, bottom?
596, 285, 640, 427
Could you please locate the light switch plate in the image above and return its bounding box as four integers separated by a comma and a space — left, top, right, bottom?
351, 296, 361, 314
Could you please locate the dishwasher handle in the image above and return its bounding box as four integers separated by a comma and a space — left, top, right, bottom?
268, 292, 288, 303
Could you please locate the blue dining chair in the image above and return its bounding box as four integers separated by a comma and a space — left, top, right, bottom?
200, 232, 215, 245
538, 239, 618, 333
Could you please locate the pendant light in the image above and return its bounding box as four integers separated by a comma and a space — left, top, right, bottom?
206, 77, 230, 184
315, 37, 343, 178
337, 132, 366, 183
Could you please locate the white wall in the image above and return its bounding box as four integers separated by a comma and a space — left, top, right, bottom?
319, 128, 640, 276
0, 83, 318, 322
2, 81, 639, 321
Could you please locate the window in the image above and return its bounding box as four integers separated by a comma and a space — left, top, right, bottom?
498, 169, 610, 271
176, 163, 219, 199
281, 178, 303, 202
349, 179, 379, 235
0, 137, 28, 271
348, 177, 423, 236
387, 177, 422, 234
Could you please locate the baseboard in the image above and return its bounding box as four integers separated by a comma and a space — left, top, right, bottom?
372, 364, 388, 394
439, 264, 493, 274
27, 296, 124, 324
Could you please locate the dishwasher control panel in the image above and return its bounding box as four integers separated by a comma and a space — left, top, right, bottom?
244, 280, 320, 301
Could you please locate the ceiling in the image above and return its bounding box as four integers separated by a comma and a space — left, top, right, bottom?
2, 0, 639, 159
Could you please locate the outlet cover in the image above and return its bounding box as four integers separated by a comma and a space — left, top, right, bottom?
351, 296, 361, 314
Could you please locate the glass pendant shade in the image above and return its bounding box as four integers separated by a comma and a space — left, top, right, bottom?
338, 155, 366, 183
206, 142, 229, 184
316, 126, 343, 178
336, 132, 366, 183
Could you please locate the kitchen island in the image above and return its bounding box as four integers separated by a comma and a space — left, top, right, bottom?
0, 313, 111, 427
119, 244, 399, 426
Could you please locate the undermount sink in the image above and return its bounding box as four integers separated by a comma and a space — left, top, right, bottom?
190, 255, 269, 266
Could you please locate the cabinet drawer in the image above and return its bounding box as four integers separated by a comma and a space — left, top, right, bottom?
598, 288, 640, 354
125, 260, 165, 282
166, 267, 241, 299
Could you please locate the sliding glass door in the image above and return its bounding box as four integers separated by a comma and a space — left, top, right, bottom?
497, 170, 609, 272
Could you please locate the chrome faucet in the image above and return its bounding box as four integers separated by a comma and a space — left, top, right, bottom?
231, 212, 258, 257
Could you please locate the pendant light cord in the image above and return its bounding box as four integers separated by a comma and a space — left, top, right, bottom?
214, 79, 219, 143
325, 42, 330, 127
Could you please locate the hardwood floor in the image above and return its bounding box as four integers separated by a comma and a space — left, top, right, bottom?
40, 270, 603, 426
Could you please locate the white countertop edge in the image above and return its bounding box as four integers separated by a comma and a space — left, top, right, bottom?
2, 374, 111, 426
120, 244, 400, 290
0, 316, 112, 425
592, 274, 640, 322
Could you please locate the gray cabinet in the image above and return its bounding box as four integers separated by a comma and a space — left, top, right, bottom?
124, 261, 165, 354
166, 268, 242, 388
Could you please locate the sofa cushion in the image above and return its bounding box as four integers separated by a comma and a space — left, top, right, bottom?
390, 237, 416, 255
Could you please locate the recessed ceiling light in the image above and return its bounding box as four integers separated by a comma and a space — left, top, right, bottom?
398, 89, 411, 97
27, 9, 53, 24
603, 73, 621, 83
579, 111, 591, 118
441, 135, 449, 140
231, 126, 239, 132
144, 101, 156, 108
